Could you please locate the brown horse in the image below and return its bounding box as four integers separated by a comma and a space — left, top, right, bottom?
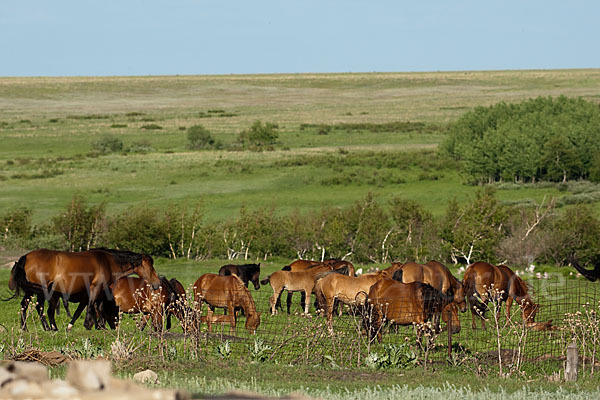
8, 248, 161, 331
394, 261, 467, 332
193, 273, 261, 334
111, 276, 187, 331
277, 259, 355, 313
262, 264, 334, 315
314, 270, 386, 328
364, 278, 444, 343
462, 261, 539, 329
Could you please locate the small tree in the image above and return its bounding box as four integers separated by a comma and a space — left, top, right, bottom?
441, 188, 507, 265
187, 125, 221, 150
91, 135, 123, 154
52, 195, 106, 251
237, 120, 279, 149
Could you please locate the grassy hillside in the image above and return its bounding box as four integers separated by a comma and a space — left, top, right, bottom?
1, 69, 599, 223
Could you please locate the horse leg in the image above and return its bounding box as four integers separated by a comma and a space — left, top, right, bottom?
62, 295, 72, 318
303, 289, 310, 314
20, 293, 33, 331
206, 307, 214, 333
287, 291, 294, 314
270, 288, 282, 315
67, 301, 88, 332
505, 296, 513, 325
83, 284, 102, 330
300, 291, 307, 314
228, 305, 236, 333
166, 310, 173, 330
35, 293, 51, 331
325, 296, 335, 331
46, 294, 60, 331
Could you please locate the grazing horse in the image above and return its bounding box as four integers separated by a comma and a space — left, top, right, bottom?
364, 278, 444, 343
111, 276, 188, 331
262, 264, 335, 315
462, 262, 539, 329
393, 261, 467, 332
276, 259, 355, 313
314, 270, 386, 328
193, 273, 261, 334
218, 263, 261, 290
7, 248, 161, 331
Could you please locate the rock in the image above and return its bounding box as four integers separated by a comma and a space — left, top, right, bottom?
41, 380, 79, 397
0, 368, 16, 387
66, 360, 111, 391
133, 369, 159, 384
5, 378, 44, 397
6, 361, 49, 382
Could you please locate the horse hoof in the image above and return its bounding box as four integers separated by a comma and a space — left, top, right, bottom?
66, 323, 74, 332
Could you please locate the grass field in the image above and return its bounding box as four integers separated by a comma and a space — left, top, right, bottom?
3, 69, 600, 397
1, 70, 600, 223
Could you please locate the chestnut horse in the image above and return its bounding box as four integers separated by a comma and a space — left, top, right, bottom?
364, 278, 444, 343
111, 276, 187, 331
193, 273, 261, 334
8, 248, 160, 331
275, 259, 355, 313
314, 270, 387, 328
262, 264, 335, 315
462, 262, 539, 329
394, 261, 466, 332
218, 263, 261, 290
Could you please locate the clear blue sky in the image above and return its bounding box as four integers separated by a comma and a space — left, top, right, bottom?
2, 0, 598, 77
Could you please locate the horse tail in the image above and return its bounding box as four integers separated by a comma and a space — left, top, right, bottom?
314, 280, 326, 312
281, 265, 292, 271
391, 267, 403, 282
419, 282, 444, 318
4, 255, 27, 301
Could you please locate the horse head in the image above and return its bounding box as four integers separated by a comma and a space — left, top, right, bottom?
521, 296, 539, 324
135, 255, 161, 290
245, 311, 261, 334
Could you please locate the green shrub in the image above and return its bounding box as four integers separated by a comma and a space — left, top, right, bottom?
237, 120, 279, 149
91, 135, 124, 154
187, 125, 222, 150
141, 124, 162, 130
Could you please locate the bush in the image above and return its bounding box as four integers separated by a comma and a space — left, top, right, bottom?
91, 135, 124, 154
187, 125, 222, 150
105, 205, 171, 257
52, 195, 106, 251
237, 120, 279, 149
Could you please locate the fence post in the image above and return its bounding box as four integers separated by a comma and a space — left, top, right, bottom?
447, 308, 452, 360
565, 343, 578, 382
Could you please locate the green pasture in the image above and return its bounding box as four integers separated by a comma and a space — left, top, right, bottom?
1, 70, 600, 224
3, 70, 600, 397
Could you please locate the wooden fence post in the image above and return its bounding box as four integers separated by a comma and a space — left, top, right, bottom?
565, 343, 578, 382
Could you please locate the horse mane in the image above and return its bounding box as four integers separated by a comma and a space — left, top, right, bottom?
91, 247, 151, 269
512, 273, 533, 298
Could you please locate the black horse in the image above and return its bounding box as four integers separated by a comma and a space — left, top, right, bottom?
218, 263, 261, 290
569, 255, 600, 282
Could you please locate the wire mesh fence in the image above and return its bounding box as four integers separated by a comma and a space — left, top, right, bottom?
178, 274, 600, 371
